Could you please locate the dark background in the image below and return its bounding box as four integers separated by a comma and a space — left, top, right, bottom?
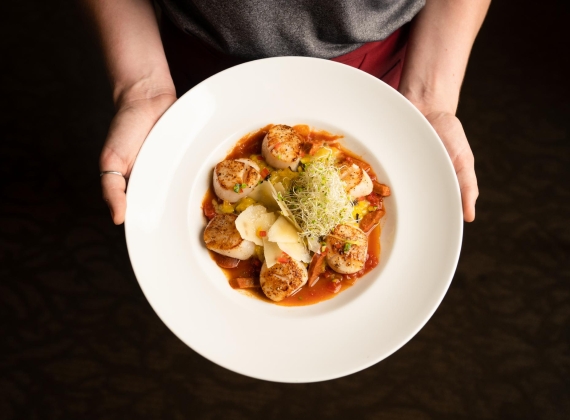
1, 1, 568, 419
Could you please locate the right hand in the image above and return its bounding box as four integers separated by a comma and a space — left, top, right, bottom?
100, 90, 177, 225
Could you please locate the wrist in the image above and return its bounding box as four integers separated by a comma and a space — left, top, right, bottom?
113, 73, 176, 110
399, 78, 459, 117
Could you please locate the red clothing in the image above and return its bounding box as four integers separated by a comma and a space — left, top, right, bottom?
161, 16, 409, 97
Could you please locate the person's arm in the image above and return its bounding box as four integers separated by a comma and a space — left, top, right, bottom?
399, 0, 491, 222
84, 0, 176, 224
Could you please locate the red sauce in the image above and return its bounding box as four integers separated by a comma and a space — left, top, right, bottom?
201, 124, 384, 306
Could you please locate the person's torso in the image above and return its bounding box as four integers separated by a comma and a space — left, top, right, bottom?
158, 0, 425, 59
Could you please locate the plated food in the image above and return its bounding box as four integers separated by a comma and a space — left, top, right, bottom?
126, 57, 463, 382
202, 124, 391, 305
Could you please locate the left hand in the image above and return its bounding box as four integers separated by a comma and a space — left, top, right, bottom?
423, 111, 478, 222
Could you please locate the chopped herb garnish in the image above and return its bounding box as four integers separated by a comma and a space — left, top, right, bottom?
343, 243, 352, 253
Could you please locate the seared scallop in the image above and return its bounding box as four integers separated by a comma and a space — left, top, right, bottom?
203, 213, 255, 260
340, 163, 373, 199
261, 125, 303, 170
259, 259, 308, 302
213, 158, 261, 203
325, 224, 368, 274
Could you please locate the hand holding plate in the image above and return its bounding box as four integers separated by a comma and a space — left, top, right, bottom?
100, 92, 176, 224
425, 111, 478, 222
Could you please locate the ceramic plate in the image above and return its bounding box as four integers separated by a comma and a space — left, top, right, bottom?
125, 57, 463, 383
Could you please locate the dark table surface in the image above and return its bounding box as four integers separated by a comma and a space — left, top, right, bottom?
1, 1, 568, 419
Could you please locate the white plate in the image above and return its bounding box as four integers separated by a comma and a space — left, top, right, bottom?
125, 57, 462, 383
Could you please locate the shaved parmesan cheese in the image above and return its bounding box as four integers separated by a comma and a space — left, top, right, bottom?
272, 182, 302, 231
247, 182, 280, 212
278, 240, 311, 263
268, 216, 300, 243
263, 237, 282, 268
273, 182, 286, 196
307, 236, 321, 254
235, 205, 276, 246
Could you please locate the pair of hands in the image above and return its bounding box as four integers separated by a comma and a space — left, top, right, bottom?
100, 95, 478, 225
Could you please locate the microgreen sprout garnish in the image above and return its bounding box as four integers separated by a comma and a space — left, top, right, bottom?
282, 148, 353, 244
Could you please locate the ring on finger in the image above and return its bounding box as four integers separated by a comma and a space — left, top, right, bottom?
100, 171, 124, 177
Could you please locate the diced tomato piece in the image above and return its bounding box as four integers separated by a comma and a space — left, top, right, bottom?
203, 202, 217, 220
260, 168, 270, 179
277, 253, 290, 264
366, 192, 381, 207
258, 230, 267, 237
307, 249, 328, 287
359, 209, 385, 233
326, 281, 342, 294
364, 254, 379, 271
344, 272, 358, 282
372, 181, 391, 197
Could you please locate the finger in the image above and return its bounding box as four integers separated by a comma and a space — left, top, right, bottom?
456, 160, 479, 223
461, 183, 478, 222
101, 173, 127, 225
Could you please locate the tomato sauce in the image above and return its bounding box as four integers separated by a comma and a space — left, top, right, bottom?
201, 124, 384, 306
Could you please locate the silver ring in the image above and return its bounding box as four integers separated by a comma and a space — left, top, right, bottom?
100, 171, 124, 177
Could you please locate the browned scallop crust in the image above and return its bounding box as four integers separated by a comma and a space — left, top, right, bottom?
214, 160, 259, 190
326, 224, 368, 274
340, 164, 364, 192
203, 214, 243, 251
266, 125, 303, 163
260, 260, 308, 302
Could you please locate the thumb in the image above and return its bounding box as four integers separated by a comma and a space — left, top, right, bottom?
100, 165, 128, 225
